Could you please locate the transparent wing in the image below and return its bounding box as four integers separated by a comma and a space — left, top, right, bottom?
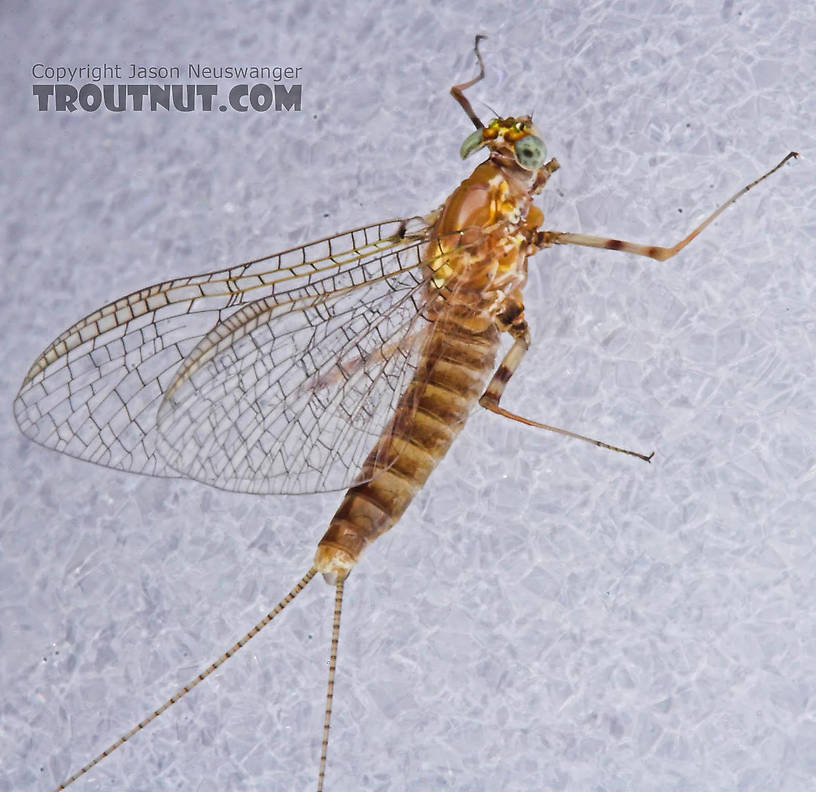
154, 243, 440, 494
15, 218, 478, 494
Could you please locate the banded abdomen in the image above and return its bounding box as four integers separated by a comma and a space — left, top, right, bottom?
314, 315, 500, 579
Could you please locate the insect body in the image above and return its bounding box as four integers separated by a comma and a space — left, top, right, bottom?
315, 114, 554, 582
14, 37, 796, 791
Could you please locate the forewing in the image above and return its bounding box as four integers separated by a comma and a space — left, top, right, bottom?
14, 218, 436, 488
154, 252, 438, 494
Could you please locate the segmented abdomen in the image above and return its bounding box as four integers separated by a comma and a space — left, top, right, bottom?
316, 316, 499, 566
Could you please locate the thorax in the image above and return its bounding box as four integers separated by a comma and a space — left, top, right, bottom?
424, 158, 543, 329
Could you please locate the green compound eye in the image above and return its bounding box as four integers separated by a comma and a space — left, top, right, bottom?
460, 128, 486, 159
513, 135, 546, 170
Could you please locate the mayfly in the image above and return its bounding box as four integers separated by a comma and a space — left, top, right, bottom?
15, 36, 796, 791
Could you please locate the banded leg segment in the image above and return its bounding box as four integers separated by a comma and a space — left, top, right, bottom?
451, 34, 487, 130
537, 152, 798, 261
479, 315, 654, 463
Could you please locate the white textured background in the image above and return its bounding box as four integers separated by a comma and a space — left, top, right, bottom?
2, 1, 815, 791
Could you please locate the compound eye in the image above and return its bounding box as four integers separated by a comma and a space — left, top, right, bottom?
513, 135, 546, 170
460, 129, 486, 159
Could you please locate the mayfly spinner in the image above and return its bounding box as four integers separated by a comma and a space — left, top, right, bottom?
15, 36, 797, 791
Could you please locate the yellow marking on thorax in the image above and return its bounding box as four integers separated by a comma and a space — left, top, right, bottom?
429, 256, 456, 289
427, 168, 531, 290
488, 175, 528, 275
491, 176, 522, 225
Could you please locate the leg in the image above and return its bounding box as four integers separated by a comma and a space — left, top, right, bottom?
479, 319, 654, 463
532, 157, 561, 194
537, 152, 798, 261
451, 34, 487, 130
